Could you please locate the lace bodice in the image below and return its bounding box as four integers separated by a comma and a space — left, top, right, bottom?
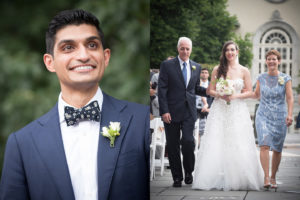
257, 72, 291, 113
231, 78, 244, 93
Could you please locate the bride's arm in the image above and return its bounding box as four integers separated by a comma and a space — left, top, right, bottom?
207, 66, 220, 98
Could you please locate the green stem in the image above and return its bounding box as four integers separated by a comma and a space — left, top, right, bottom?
110, 137, 115, 147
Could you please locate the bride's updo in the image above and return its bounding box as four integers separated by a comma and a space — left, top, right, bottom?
217, 41, 239, 79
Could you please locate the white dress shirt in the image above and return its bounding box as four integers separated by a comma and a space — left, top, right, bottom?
200, 80, 209, 102
200, 80, 209, 88
178, 56, 191, 87
58, 87, 103, 200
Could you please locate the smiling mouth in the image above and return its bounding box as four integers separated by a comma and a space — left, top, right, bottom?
70, 65, 96, 72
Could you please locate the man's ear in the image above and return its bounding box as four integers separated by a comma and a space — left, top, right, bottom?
43, 54, 56, 72
103, 48, 111, 69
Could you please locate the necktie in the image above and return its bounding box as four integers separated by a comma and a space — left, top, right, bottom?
64, 100, 100, 126
182, 62, 187, 86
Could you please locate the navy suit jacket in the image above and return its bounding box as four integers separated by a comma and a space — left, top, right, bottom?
158, 57, 207, 122
0, 93, 150, 200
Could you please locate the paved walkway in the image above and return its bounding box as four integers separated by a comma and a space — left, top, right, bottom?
150, 133, 300, 200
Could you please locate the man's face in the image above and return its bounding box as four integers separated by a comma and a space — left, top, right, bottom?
200, 70, 209, 81
43, 24, 110, 92
177, 40, 191, 61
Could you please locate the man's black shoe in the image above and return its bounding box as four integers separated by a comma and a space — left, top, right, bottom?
172, 179, 182, 187
184, 173, 193, 184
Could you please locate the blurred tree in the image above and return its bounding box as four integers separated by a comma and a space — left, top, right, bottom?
150, 0, 254, 70
79, 0, 149, 104
0, 0, 149, 174
234, 33, 253, 68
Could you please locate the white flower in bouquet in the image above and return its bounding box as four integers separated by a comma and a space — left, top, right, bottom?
216, 77, 234, 105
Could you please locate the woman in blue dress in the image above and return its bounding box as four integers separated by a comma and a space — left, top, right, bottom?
253, 49, 294, 191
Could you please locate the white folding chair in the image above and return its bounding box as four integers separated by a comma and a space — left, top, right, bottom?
149, 118, 166, 181
149, 119, 156, 181
150, 118, 156, 181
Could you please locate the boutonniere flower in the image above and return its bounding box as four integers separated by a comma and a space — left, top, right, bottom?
192, 65, 196, 71
101, 122, 121, 147
278, 76, 284, 85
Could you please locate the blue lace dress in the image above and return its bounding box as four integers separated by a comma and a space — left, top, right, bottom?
255, 72, 291, 152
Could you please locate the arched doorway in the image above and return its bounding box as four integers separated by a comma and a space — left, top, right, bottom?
252, 17, 300, 89
258, 28, 292, 75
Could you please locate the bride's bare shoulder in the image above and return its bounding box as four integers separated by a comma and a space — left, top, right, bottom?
239, 65, 251, 80
212, 65, 219, 72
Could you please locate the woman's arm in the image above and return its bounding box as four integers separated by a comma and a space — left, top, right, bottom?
207, 66, 220, 98
252, 80, 260, 99
285, 80, 294, 126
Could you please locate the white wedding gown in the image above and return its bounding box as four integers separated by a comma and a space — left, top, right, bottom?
192, 79, 264, 191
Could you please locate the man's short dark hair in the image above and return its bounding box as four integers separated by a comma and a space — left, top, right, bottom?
201, 67, 209, 72
46, 9, 105, 55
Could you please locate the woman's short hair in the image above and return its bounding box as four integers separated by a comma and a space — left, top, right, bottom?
265, 49, 281, 60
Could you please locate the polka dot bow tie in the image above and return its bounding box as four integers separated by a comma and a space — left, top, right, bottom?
64, 101, 100, 126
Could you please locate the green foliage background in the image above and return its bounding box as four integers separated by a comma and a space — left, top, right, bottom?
0, 0, 149, 173
150, 0, 253, 69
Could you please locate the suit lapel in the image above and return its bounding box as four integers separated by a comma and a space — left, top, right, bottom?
187, 60, 196, 89
190, 61, 194, 80
32, 104, 75, 200
97, 93, 132, 200
174, 58, 186, 87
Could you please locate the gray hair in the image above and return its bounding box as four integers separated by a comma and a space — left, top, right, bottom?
177, 37, 192, 48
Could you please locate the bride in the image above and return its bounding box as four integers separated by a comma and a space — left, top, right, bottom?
192, 41, 263, 191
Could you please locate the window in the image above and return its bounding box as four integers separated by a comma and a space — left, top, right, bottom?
259, 28, 292, 75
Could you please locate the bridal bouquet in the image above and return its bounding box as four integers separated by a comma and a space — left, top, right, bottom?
216, 77, 234, 105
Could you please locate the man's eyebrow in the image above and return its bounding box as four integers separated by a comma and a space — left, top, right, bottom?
86, 36, 101, 42
57, 39, 75, 47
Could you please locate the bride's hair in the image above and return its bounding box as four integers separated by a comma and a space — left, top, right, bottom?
217, 41, 239, 79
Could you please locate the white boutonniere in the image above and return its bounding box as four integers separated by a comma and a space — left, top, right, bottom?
192, 65, 196, 71
278, 76, 284, 85
101, 122, 121, 147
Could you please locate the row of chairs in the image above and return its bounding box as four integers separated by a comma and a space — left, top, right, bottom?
150, 118, 200, 181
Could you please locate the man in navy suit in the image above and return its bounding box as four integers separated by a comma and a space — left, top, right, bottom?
0, 9, 149, 200
158, 37, 206, 187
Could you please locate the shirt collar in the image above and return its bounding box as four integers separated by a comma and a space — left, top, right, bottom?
178, 56, 190, 69
58, 87, 103, 124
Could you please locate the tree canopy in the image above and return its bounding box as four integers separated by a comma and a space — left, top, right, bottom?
150, 0, 252, 69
